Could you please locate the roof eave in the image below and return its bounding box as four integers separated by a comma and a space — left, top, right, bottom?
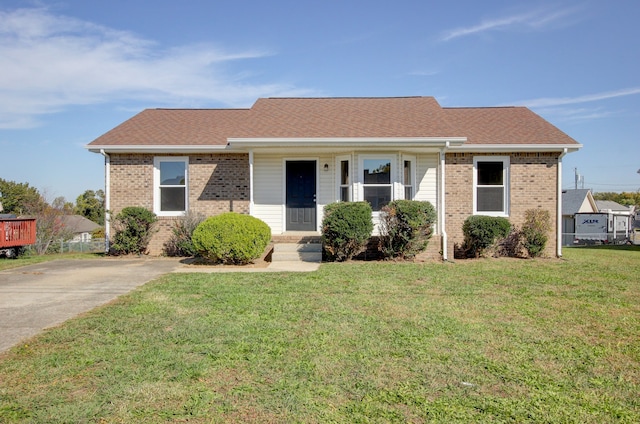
227, 137, 467, 148
86, 144, 232, 154
448, 143, 583, 153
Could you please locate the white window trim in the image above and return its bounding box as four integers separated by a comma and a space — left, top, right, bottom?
336, 155, 352, 202
473, 155, 510, 217
402, 154, 416, 200
153, 156, 189, 217
358, 154, 395, 213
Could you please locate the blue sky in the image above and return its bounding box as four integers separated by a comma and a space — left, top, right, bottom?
1, 0, 639, 202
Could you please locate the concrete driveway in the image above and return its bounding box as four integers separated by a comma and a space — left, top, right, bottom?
0, 258, 180, 353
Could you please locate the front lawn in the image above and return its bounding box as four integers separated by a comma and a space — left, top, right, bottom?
1, 247, 639, 422
0, 253, 103, 271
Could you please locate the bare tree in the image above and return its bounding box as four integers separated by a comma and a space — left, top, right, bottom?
23, 192, 73, 254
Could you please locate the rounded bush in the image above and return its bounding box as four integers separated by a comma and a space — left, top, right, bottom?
192, 213, 271, 264
462, 215, 511, 258
322, 202, 373, 261
521, 209, 551, 257
380, 200, 437, 259
110, 206, 157, 255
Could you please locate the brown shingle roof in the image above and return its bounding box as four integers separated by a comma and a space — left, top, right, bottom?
442, 106, 579, 145
89, 108, 251, 146
234, 96, 455, 138
87, 97, 580, 147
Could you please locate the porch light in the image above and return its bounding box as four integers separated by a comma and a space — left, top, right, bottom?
324, 163, 329, 171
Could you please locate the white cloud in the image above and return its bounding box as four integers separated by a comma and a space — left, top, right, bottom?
0, 7, 316, 129
510, 87, 640, 108
439, 6, 579, 42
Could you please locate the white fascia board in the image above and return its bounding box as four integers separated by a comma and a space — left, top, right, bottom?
228, 137, 467, 148
85, 144, 232, 154
449, 143, 583, 153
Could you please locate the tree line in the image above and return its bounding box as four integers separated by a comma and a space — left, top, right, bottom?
0, 178, 105, 254
592, 191, 640, 208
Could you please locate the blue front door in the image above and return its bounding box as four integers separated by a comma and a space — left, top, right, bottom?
286, 161, 316, 231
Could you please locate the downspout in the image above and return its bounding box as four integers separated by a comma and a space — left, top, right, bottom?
557, 148, 568, 258
248, 149, 254, 216
100, 149, 111, 254
440, 142, 450, 261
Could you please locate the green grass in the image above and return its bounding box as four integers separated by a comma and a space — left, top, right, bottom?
0, 253, 103, 271
1, 247, 639, 422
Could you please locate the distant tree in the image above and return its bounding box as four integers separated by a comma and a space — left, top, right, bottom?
74, 189, 105, 225
593, 191, 640, 207
52, 196, 74, 215
0, 178, 42, 215
23, 191, 73, 255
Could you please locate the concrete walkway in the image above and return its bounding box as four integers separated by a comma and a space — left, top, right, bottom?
174, 243, 322, 273
0, 258, 180, 353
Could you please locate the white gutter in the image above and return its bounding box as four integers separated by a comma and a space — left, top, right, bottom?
248, 149, 254, 216
228, 137, 467, 146
449, 144, 582, 153
440, 141, 450, 261
557, 148, 568, 257
100, 149, 111, 254
86, 145, 230, 154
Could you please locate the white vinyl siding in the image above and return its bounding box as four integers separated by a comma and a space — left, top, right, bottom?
414, 154, 438, 205
317, 156, 333, 226
252, 155, 285, 233
252, 154, 328, 234
250, 152, 440, 235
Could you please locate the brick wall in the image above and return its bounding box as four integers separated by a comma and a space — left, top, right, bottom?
109, 153, 250, 255
444, 152, 559, 259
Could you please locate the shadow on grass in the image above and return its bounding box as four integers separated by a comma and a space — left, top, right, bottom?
565, 244, 640, 252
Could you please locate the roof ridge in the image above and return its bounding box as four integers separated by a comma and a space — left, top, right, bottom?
262, 96, 435, 100
443, 106, 523, 109
153, 108, 250, 111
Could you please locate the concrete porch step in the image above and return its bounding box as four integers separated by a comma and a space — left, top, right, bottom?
271, 242, 323, 263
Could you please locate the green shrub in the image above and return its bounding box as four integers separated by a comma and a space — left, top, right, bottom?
192, 212, 271, 265
379, 200, 437, 259
521, 209, 551, 257
163, 211, 206, 257
110, 207, 157, 255
462, 215, 511, 258
322, 202, 373, 262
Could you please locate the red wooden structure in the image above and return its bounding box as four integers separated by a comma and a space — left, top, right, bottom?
1, 218, 37, 248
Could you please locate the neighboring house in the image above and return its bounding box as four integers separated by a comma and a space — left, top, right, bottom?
60, 215, 101, 242
562, 190, 636, 244
562, 189, 598, 245
86, 97, 582, 258
596, 200, 634, 240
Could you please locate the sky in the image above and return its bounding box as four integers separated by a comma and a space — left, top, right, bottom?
1, 0, 639, 203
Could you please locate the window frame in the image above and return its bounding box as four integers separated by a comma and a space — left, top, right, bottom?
336, 155, 351, 202
359, 155, 394, 212
473, 155, 510, 217
402, 155, 416, 200
153, 156, 189, 216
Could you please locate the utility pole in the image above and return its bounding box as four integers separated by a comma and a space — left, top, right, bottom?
574, 168, 584, 189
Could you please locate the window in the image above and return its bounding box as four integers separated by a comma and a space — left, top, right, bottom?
154, 157, 188, 215
403, 156, 415, 200
363, 158, 392, 211
339, 159, 350, 201
474, 156, 509, 216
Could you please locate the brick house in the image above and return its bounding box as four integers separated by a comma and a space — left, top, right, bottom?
86, 97, 581, 259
